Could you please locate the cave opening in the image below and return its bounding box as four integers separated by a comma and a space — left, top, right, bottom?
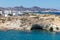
31, 24, 43, 30
49, 27, 53, 32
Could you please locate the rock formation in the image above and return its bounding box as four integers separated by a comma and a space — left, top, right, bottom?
0, 13, 60, 32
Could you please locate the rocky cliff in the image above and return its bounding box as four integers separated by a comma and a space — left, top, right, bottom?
0, 13, 60, 32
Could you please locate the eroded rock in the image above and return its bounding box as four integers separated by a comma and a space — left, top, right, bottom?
0, 13, 60, 32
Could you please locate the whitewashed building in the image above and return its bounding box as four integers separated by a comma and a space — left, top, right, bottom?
3, 10, 24, 17
0, 11, 2, 14
11, 10, 17, 16
4, 10, 11, 14
4, 10, 12, 17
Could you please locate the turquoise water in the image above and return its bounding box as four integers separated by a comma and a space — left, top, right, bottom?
0, 30, 60, 40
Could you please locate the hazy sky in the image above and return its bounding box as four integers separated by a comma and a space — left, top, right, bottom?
0, 0, 60, 9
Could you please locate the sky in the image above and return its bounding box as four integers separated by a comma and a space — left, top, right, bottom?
0, 0, 60, 9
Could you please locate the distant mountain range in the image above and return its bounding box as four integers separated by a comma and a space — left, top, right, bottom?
0, 6, 60, 12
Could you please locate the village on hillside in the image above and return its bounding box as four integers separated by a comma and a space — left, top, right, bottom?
0, 6, 60, 17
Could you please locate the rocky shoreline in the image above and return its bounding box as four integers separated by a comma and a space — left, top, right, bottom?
0, 13, 60, 32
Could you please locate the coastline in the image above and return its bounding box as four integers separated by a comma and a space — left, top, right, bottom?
0, 13, 60, 32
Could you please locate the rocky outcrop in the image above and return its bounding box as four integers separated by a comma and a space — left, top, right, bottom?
0, 13, 60, 32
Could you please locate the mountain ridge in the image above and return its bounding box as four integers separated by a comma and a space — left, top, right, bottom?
0, 6, 60, 12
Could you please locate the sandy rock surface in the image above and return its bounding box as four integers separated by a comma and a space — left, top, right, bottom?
0, 13, 60, 32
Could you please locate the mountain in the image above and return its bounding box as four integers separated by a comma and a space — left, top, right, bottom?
0, 6, 59, 12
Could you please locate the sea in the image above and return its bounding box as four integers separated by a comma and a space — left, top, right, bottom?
34, 12, 60, 15
0, 12, 60, 40
0, 30, 60, 40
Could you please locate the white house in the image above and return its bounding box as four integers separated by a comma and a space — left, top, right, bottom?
5, 14, 8, 17
4, 10, 11, 14
18, 11, 23, 15
0, 11, 2, 14
4, 10, 12, 17
3, 10, 24, 17
11, 10, 17, 16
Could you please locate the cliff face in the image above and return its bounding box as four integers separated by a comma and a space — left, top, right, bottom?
0, 13, 60, 32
